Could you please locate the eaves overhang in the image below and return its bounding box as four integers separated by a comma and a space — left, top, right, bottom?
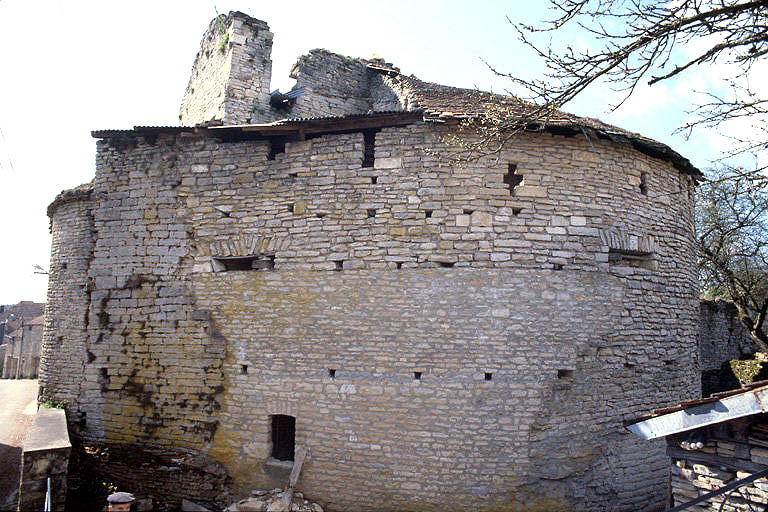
626, 381, 768, 440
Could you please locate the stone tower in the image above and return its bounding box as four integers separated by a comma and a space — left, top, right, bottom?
40, 11, 701, 512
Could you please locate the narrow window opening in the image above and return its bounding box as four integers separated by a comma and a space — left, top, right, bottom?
288, 172, 298, 178
484, 372, 493, 381
639, 172, 648, 195
608, 248, 653, 269
624, 362, 634, 369
504, 164, 524, 195
557, 369, 573, 379
370, 176, 378, 185
553, 263, 563, 271
463, 209, 474, 215
362, 129, 378, 168
240, 364, 248, 375
316, 212, 327, 218
270, 415, 295, 462
333, 260, 344, 271
367, 209, 376, 218
396, 262, 403, 270
439, 262, 455, 268
328, 368, 336, 379
413, 371, 422, 380
289, 204, 295, 213
664, 359, 674, 366
268, 140, 286, 161
214, 256, 256, 271
214, 254, 275, 271
512, 207, 522, 216
424, 210, 433, 218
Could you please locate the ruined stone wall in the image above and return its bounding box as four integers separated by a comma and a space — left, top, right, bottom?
287, 51, 402, 118
45, 123, 698, 511
180, 12, 273, 126
699, 299, 759, 395
699, 299, 757, 372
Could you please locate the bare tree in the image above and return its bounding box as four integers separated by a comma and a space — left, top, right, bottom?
492, 0, 768, 171
698, 168, 768, 350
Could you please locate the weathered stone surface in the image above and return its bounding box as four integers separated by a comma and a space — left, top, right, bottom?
39, 10, 700, 512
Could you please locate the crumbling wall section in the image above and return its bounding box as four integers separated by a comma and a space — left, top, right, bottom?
700, 299, 757, 371
699, 299, 759, 395
287, 51, 401, 118
71, 134, 225, 450
180, 12, 273, 126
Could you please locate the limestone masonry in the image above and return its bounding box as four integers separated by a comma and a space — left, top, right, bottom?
40, 11, 701, 511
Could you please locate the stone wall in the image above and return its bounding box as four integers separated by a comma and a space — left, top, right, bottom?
41, 118, 699, 510
65, 443, 230, 511
287, 50, 402, 118
179, 11, 404, 127
18, 407, 71, 512
700, 299, 757, 372
699, 299, 758, 395
180, 12, 274, 126
39, 185, 93, 435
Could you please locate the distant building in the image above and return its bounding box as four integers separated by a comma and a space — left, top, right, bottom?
0, 301, 45, 379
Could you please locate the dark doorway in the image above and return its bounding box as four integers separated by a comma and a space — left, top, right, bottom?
271, 415, 295, 461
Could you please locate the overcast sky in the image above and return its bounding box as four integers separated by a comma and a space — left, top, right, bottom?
0, 0, 755, 304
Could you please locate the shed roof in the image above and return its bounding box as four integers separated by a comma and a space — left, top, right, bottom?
626, 380, 768, 440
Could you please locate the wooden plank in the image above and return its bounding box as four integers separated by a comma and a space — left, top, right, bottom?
288, 445, 308, 488
667, 446, 766, 474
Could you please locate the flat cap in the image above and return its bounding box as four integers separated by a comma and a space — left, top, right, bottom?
107, 492, 135, 504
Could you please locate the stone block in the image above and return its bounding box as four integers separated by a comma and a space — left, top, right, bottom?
515, 185, 547, 197
570, 216, 587, 226
471, 212, 493, 227
374, 157, 402, 169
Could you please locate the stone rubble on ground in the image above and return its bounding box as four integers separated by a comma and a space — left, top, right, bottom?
225, 489, 323, 512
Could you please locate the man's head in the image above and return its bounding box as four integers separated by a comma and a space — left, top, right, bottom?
107, 491, 135, 512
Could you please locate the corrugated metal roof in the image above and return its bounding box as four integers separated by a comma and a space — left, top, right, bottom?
626, 380, 768, 440
90, 76, 699, 176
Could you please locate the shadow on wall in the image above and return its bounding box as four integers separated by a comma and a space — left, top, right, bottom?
700, 299, 761, 396
0, 442, 22, 510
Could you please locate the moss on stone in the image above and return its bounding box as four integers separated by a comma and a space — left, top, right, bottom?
730, 359, 763, 386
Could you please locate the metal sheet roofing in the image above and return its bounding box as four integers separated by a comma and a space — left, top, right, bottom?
90, 69, 700, 176
626, 380, 768, 440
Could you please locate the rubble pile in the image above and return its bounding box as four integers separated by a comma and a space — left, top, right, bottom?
226, 489, 324, 512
